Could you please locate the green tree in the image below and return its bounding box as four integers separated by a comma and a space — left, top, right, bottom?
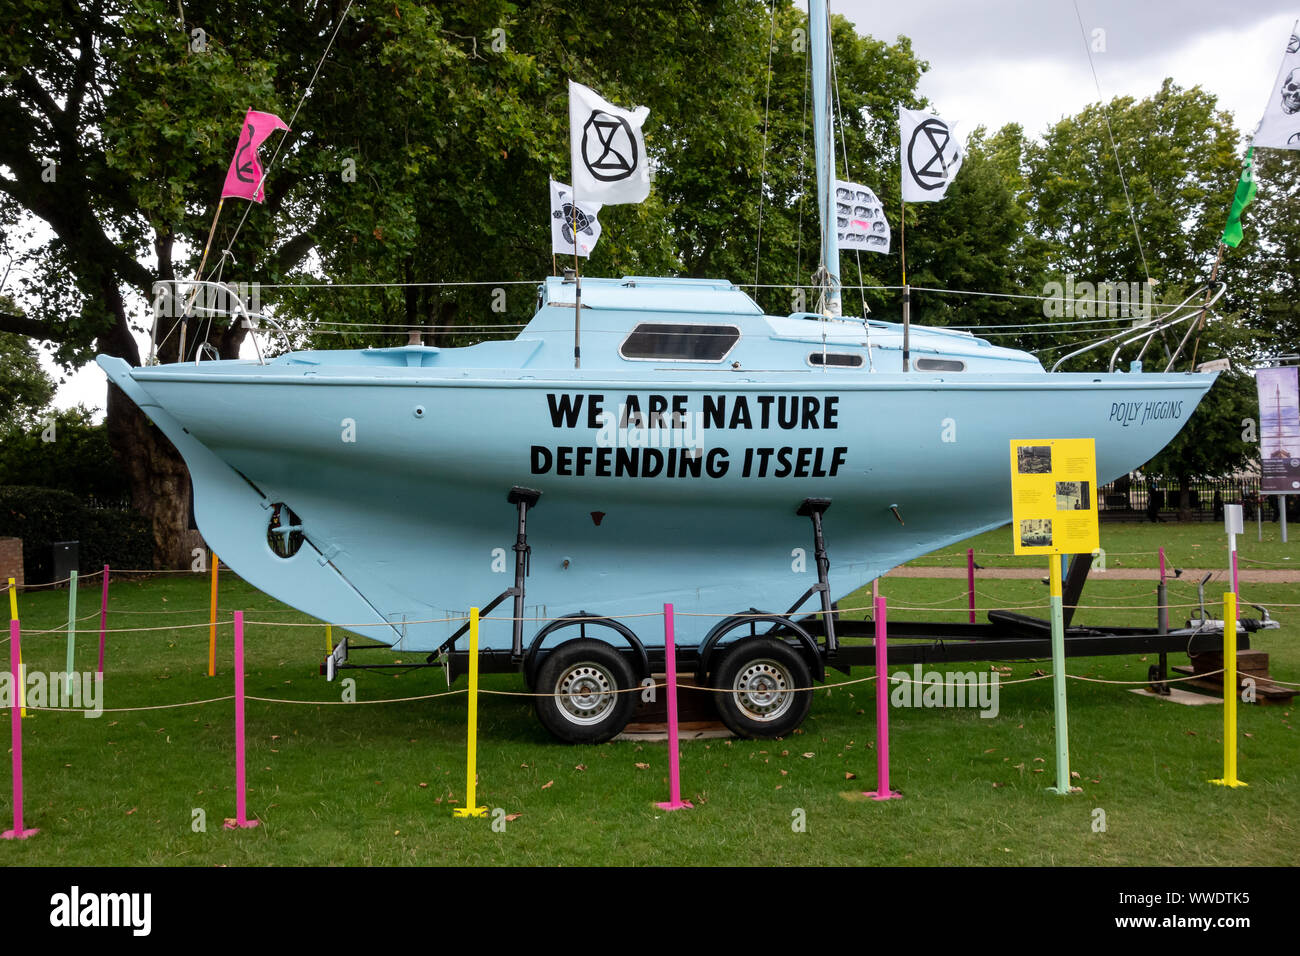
0, 323, 55, 435
0, 407, 129, 502
1249, 148, 1300, 359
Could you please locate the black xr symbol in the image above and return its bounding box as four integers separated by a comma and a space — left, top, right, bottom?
581, 111, 638, 182
234, 121, 258, 184
907, 118, 956, 192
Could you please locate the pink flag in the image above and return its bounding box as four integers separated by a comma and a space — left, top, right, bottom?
221, 110, 289, 203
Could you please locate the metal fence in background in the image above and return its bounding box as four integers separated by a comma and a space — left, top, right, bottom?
1100, 475, 1297, 522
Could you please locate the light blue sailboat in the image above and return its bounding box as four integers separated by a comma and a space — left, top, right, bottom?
99, 0, 1218, 742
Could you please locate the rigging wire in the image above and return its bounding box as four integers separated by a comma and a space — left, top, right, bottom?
793, 21, 810, 299
828, 23, 872, 328
752, 0, 779, 290
1071, 0, 1152, 284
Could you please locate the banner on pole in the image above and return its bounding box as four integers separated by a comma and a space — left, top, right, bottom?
221, 109, 289, 203
834, 180, 890, 254
549, 179, 602, 257
568, 81, 651, 205
1252, 22, 1300, 150
1258, 365, 1300, 492
899, 107, 963, 202
1009, 438, 1099, 556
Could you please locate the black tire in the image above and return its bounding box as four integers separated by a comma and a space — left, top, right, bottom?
534, 638, 638, 744
711, 637, 813, 739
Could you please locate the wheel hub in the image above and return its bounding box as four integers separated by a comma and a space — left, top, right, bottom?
734, 659, 793, 721
556, 664, 617, 725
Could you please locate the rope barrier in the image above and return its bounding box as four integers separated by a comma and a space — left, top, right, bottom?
17, 665, 1258, 714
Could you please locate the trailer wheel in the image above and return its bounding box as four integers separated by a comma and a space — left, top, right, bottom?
534, 638, 638, 744
711, 637, 813, 739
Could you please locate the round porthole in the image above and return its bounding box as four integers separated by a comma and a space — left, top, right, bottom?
414, 405, 426, 418
267, 503, 305, 558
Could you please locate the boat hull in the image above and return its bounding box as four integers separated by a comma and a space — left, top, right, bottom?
99, 357, 1215, 653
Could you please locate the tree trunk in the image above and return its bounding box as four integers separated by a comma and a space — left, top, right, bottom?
105, 383, 193, 569
1178, 476, 1193, 522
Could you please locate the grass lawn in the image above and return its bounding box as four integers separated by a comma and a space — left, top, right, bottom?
904, 518, 1300, 571
0, 550, 1295, 867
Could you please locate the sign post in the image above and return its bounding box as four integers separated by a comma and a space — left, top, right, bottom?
1225, 504, 1242, 595
1010, 438, 1099, 796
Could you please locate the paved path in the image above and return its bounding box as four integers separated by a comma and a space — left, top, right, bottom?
887, 566, 1300, 583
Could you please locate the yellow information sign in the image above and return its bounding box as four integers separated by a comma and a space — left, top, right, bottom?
1009, 438, 1099, 556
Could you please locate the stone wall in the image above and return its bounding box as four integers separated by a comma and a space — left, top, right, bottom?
0, 537, 23, 589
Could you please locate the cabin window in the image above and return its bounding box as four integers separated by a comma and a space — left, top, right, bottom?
916, 358, 966, 372
809, 351, 865, 368
620, 323, 740, 362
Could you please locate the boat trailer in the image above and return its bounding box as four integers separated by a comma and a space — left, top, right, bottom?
324, 489, 1275, 699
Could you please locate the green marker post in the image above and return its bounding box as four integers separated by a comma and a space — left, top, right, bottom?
65, 569, 78, 682
1047, 557, 1071, 795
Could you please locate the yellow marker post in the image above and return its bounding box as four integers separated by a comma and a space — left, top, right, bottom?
325, 624, 333, 655
453, 607, 488, 819
208, 554, 220, 677
1210, 591, 1247, 789
7, 578, 24, 718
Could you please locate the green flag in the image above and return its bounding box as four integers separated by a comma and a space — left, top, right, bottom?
1221, 147, 1256, 248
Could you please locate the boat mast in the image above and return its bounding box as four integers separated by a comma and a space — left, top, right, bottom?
809, 0, 841, 316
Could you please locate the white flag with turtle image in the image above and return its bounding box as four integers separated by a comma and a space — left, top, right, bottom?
569, 80, 651, 205
550, 179, 603, 258
899, 107, 964, 202
1253, 22, 1300, 149
834, 180, 890, 254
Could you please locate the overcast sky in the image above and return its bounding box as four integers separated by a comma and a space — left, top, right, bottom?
42, 0, 1300, 415
838, 0, 1296, 142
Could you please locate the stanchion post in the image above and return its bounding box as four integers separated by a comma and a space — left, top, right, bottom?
1210, 591, 1247, 789
98, 565, 110, 675
1159, 546, 1166, 587
967, 548, 976, 624
1225, 505, 1242, 596
65, 569, 78, 684
865, 596, 901, 800
6, 577, 23, 718
325, 623, 333, 655
2, 619, 38, 839
208, 554, 220, 677
453, 607, 488, 818
225, 610, 260, 829
655, 603, 693, 811
1047, 558, 1073, 795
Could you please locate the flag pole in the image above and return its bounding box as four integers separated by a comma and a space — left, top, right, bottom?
572, 188, 582, 370
178, 196, 225, 363
900, 196, 910, 372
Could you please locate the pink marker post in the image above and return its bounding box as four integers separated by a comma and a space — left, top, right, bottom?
655, 603, 692, 811
1159, 547, 1166, 586
224, 611, 259, 830
3, 620, 38, 839
865, 597, 901, 801
967, 548, 976, 624
97, 565, 110, 675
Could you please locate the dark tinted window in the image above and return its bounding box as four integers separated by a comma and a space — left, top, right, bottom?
809, 351, 864, 368
620, 323, 740, 361
916, 358, 965, 372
